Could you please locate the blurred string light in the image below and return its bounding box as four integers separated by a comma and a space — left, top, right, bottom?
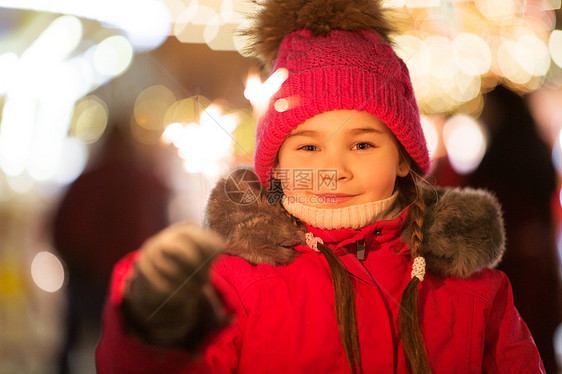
0, 0, 171, 51
93, 36, 134, 77
164, 95, 212, 125
27, 96, 77, 182
174, 3, 220, 44
0, 95, 35, 177
0, 12, 142, 191
384, 0, 406, 7
81, 38, 134, 87
161, 99, 241, 177
406, 0, 441, 8
173, 1, 221, 45
6, 171, 35, 195
0, 13, 138, 191
30, 251, 65, 293
70, 96, 109, 144
134, 85, 177, 131
497, 33, 551, 85
21, 15, 83, 64
230, 109, 257, 159
443, 114, 487, 174
244, 68, 289, 116
474, 0, 522, 19
553, 129, 562, 174
0, 52, 18, 95
0, 16, 88, 187
393, 34, 431, 79
159, 0, 562, 112
453, 33, 492, 76
167, 0, 258, 52
131, 85, 178, 145
420, 115, 439, 159
52, 138, 88, 186
550, 30, 562, 69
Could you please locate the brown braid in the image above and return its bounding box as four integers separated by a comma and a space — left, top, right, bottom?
278, 190, 362, 374
317, 242, 362, 374
398, 173, 432, 374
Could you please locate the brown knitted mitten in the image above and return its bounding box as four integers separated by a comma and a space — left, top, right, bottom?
121, 222, 225, 348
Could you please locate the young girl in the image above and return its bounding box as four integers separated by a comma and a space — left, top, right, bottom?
96, 0, 545, 373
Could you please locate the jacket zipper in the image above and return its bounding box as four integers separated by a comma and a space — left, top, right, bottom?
356, 239, 366, 261
356, 228, 382, 261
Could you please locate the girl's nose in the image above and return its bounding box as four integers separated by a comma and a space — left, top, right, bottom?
321, 150, 352, 181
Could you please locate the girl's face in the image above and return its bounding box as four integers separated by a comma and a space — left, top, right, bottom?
275, 110, 410, 208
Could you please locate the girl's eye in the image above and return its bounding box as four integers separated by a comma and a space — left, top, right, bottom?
298, 145, 318, 151
352, 142, 374, 150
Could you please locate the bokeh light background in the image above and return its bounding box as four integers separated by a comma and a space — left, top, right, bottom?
1, 0, 562, 372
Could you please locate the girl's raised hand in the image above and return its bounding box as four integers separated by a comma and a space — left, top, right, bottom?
122, 222, 225, 347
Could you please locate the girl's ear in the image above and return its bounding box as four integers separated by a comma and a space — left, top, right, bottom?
397, 158, 411, 177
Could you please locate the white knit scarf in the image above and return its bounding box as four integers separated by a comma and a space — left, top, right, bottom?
281, 192, 400, 230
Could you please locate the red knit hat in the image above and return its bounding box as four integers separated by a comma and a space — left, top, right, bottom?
249, 1, 430, 186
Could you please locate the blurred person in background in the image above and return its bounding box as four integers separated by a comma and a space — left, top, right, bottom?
51, 124, 170, 374
468, 85, 561, 373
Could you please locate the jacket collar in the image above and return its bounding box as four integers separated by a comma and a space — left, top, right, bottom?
205, 167, 506, 279
302, 210, 406, 251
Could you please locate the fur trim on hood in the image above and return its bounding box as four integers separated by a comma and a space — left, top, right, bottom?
204, 168, 505, 279
403, 185, 505, 278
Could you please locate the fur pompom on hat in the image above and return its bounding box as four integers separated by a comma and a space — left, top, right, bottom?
247, 0, 431, 186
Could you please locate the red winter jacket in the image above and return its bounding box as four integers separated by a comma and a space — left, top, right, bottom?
96, 176, 545, 373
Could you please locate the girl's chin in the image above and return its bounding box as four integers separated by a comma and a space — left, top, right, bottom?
303, 198, 361, 209
305, 203, 354, 209
283, 193, 363, 208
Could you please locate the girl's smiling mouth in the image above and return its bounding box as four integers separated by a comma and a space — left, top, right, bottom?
312, 193, 358, 205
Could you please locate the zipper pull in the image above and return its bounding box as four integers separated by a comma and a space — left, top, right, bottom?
356, 239, 366, 261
